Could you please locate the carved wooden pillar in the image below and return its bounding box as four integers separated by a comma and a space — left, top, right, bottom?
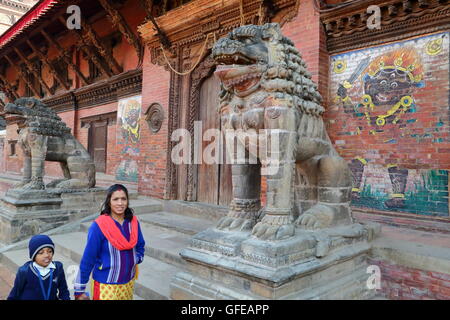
0, 73, 19, 101
13, 48, 52, 96
26, 40, 70, 91
164, 47, 182, 200
41, 30, 90, 86
97, 0, 144, 64
5, 55, 41, 97
80, 19, 123, 74
57, 16, 113, 78
185, 56, 217, 201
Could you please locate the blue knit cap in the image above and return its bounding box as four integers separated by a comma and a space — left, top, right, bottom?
29, 235, 55, 261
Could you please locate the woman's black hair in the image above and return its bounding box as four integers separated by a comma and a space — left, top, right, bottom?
100, 184, 134, 220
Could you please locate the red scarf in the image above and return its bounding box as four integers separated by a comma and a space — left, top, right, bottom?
95, 214, 139, 251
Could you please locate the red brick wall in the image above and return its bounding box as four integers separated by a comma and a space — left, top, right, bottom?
369, 258, 450, 300
137, 48, 171, 198
77, 102, 120, 176
281, 0, 329, 107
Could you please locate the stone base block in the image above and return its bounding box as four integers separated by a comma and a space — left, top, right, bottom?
171, 224, 379, 300
0, 187, 107, 244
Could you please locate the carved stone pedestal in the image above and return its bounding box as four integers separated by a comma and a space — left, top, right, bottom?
0, 188, 107, 244
171, 224, 380, 300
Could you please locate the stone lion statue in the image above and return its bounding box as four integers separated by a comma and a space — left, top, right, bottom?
212, 23, 352, 240
4, 97, 95, 190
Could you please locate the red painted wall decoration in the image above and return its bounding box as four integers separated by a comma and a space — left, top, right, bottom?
116, 95, 142, 182
327, 32, 449, 216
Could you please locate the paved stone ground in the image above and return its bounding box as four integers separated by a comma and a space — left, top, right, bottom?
0, 264, 14, 300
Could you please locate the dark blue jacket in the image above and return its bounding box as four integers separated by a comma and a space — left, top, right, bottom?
7, 261, 70, 300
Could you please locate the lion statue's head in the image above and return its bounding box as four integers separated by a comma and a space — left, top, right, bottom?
212, 23, 324, 117
5, 97, 71, 137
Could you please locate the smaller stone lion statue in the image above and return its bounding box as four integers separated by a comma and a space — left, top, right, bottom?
4, 97, 95, 190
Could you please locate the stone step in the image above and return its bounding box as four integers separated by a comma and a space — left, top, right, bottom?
162, 199, 227, 221
129, 198, 164, 214
50, 231, 180, 300
138, 211, 215, 236
79, 219, 191, 269
371, 226, 450, 273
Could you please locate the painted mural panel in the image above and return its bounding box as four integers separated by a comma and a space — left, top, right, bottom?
328, 32, 449, 216
116, 95, 141, 182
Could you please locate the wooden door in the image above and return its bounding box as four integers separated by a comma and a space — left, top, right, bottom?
88, 120, 107, 173
197, 75, 232, 205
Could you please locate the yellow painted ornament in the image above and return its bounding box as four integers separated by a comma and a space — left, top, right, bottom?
426, 38, 443, 56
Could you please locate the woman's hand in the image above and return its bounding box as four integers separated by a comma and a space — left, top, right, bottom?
75, 293, 90, 300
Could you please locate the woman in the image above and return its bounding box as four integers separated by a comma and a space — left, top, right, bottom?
74, 184, 145, 300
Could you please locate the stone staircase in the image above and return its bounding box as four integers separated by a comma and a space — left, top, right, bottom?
1, 194, 449, 300
0, 196, 220, 300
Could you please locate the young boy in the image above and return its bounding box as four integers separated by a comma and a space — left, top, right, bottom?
7, 234, 70, 300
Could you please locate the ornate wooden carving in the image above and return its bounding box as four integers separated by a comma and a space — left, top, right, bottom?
110, 68, 143, 98
138, 0, 300, 200
42, 68, 142, 113
97, 0, 144, 64
185, 55, 217, 201
41, 30, 90, 87
164, 54, 182, 200
0, 73, 18, 101
13, 48, 52, 96
138, 0, 154, 17
145, 103, 164, 133
26, 40, 70, 91
321, 0, 450, 53
56, 16, 113, 79
80, 19, 123, 75
42, 92, 76, 113
139, 0, 300, 67
5, 55, 41, 97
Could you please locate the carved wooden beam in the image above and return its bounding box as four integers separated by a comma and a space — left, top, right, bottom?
97, 0, 143, 63
0, 73, 19, 101
40, 29, 90, 86
57, 16, 113, 78
139, 0, 170, 49
26, 40, 71, 91
4, 55, 41, 97
80, 19, 123, 74
13, 47, 53, 96
139, 0, 153, 17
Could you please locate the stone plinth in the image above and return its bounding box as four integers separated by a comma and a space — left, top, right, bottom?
0, 187, 107, 244
170, 224, 380, 300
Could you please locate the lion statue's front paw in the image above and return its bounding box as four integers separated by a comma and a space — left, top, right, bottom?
251, 218, 295, 240
13, 179, 31, 189
20, 179, 45, 190
295, 204, 335, 230
216, 216, 255, 231
46, 179, 68, 188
